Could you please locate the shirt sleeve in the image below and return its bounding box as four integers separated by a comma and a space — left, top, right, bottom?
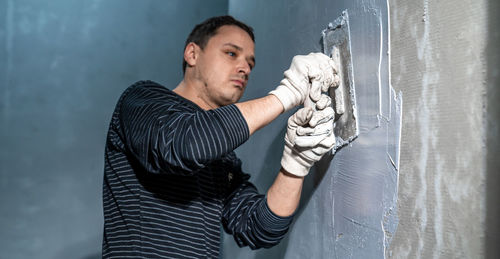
221, 172, 294, 249
117, 82, 250, 174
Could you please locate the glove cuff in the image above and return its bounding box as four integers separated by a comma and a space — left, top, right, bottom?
269, 86, 295, 112
280, 144, 313, 177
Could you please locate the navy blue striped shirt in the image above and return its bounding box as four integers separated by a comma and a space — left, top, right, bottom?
102, 81, 293, 258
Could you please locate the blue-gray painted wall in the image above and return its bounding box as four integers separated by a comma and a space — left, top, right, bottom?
226, 0, 400, 258
0, 1, 227, 258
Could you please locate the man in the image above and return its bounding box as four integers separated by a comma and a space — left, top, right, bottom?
102, 15, 338, 258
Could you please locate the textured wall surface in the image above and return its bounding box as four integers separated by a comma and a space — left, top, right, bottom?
0, 1, 227, 258
226, 0, 401, 258
388, 0, 490, 258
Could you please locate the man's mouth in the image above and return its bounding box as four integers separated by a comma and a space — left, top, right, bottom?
231, 79, 246, 88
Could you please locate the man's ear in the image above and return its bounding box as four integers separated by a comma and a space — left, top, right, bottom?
184, 42, 199, 68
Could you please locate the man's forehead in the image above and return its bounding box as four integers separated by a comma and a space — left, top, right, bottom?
212, 26, 253, 45
208, 25, 255, 59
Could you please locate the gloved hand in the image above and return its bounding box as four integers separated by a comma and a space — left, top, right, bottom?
280, 95, 336, 177
269, 52, 340, 112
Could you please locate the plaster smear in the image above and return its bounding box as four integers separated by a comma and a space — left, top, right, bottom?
329, 6, 401, 258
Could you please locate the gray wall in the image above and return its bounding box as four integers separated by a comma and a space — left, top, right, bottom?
0, 1, 227, 258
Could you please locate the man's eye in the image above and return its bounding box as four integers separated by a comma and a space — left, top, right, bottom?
227, 52, 236, 57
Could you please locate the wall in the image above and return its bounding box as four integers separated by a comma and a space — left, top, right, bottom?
2, 1, 497, 258
0, 1, 227, 258
388, 0, 492, 258
227, 0, 401, 258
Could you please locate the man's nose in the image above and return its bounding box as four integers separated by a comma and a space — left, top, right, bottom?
237, 60, 251, 76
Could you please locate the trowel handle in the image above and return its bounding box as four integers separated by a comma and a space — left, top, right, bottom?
331, 46, 345, 115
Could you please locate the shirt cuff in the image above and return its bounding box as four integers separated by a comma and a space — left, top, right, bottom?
256, 198, 295, 233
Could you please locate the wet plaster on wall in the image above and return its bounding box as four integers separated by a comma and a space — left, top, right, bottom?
318, 6, 402, 258
226, 0, 402, 258
388, 0, 487, 258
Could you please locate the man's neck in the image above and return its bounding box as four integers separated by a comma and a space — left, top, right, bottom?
173, 79, 216, 110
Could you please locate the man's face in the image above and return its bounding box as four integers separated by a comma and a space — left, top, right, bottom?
192, 25, 255, 108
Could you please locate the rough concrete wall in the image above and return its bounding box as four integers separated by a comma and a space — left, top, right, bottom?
0, 1, 227, 258
388, 0, 488, 258
226, 0, 400, 258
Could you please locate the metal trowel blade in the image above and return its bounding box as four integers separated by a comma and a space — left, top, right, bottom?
322, 11, 359, 150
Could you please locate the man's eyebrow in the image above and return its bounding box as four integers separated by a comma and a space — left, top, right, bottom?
249, 56, 256, 66
223, 43, 243, 51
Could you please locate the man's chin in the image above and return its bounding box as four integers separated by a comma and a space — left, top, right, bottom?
221, 94, 243, 106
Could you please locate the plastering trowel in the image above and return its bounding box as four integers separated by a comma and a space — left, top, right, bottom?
305, 11, 358, 152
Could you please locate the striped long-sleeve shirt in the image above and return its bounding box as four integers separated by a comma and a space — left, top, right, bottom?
102, 81, 293, 258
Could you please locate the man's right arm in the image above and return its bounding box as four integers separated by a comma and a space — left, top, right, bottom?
234, 94, 283, 136
236, 52, 338, 136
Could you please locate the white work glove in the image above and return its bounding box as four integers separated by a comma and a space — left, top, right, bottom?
281, 95, 336, 177
269, 52, 340, 112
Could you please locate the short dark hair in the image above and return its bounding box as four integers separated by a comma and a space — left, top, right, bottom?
182, 15, 255, 74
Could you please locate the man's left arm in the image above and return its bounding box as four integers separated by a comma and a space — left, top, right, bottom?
233, 52, 338, 218
223, 99, 336, 248
221, 172, 295, 250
